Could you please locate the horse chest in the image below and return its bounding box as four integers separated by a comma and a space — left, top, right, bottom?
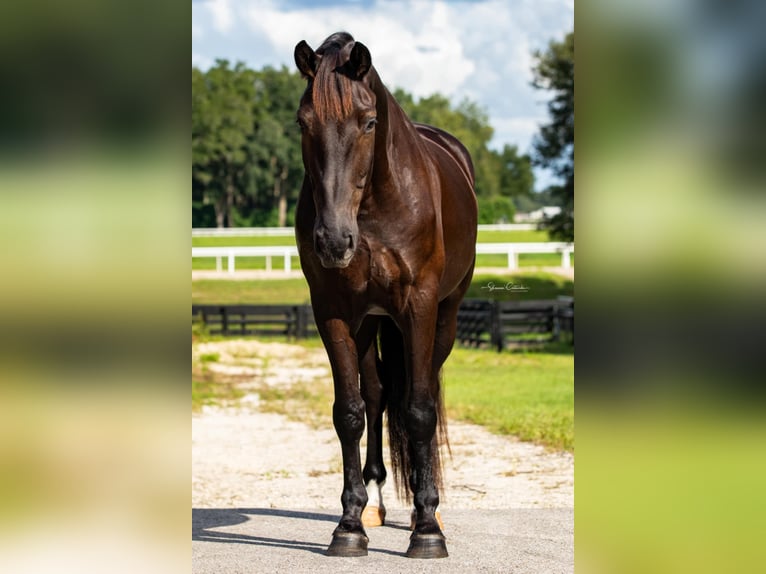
328, 244, 411, 317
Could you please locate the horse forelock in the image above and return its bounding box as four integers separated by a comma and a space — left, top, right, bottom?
311, 33, 369, 123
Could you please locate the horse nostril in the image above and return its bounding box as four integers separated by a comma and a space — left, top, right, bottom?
346, 233, 355, 250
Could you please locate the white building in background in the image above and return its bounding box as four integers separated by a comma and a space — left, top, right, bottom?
514, 206, 562, 223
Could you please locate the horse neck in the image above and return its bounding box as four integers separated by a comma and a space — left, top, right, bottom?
367, 69, 428, 206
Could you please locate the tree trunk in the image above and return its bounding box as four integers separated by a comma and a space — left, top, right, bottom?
214, 195, 225, 228
275, 165, 289, 227
226, 180, 235, 228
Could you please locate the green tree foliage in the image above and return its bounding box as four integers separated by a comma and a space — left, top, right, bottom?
192, 64, 536, 227
394, 89, 534, 223
192, 61, 305, 227
532, 31, 574, 241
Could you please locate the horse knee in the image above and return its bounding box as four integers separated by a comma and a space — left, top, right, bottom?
333, 400, 366, 440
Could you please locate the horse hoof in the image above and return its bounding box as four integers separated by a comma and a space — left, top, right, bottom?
409, 509, 444, 531
406, 533, 448, 559
326, 532, 369, 557
361, 505, 386, 527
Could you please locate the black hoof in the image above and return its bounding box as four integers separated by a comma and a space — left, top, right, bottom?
406, 533, 449, 559
326, 532, 369, 557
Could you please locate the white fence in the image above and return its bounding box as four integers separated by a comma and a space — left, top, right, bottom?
475, 242, 573, 269
191, 223, 537, 238
192, 227, 296, 237
192, 246, 299, 273
192, 242, 573, 273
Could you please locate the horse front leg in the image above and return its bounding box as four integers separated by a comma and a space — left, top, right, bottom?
319, 318, 369, 557
400, 294, 449, 559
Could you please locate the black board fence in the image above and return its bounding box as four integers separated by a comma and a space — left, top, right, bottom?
192, 304, 316, 339
456, 297, 573, 350
192, 298, 573, 350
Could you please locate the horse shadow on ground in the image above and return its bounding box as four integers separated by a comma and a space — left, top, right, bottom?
192, 508, 409, 557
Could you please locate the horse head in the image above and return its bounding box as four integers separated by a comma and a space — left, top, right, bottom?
294, 33, 378, 269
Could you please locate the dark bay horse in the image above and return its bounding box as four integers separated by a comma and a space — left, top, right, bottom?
294, 32, 477, 559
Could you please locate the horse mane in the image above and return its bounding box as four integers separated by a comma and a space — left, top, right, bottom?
313, 32, 359, 123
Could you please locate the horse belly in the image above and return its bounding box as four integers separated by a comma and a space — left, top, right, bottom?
366, 304, 388, 316
438, 184, 477, 299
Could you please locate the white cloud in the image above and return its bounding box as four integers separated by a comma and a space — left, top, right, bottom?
193, 0, 573, 154
192, 52, 213, 69
489, 116, 545, 152
243, 0, 475, 97
206, 0, 234, 34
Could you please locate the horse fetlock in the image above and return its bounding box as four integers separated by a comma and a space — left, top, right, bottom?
410, 508, 444, 532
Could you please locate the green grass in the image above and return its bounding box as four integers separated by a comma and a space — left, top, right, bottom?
467, 272, 573, 301
190, 331, 573, 451
192, 277, 311, 304
443, 346, 574, 451
193, 229, 549, 248
192, 379, 245, 412
193, 235, 298, 247
476, 229, 550, 243
193, 256, 302, 271
256, 379, 334, 430
192, 271, 572, 305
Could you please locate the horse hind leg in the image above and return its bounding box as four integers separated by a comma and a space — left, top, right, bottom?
359, 322, 388, 528
410, 268, 473, 529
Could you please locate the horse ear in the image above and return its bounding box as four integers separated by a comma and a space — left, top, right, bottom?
294, 40, 317, 79
344, 42, 372, 80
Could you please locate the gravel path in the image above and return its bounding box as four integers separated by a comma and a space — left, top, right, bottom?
192, 406, 573, 511
192, 340, 573, 572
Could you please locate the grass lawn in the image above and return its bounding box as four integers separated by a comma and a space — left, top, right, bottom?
191, 332, 573, 452
467, 271, 573, 301
192, 277, 312, 304
192, 229, 549, 247
192, 271, 572, 305
443, 346, 573, 451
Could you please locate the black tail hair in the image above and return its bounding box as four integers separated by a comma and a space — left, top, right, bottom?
379, 317, 448, 502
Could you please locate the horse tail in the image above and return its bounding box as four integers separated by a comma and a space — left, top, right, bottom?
380, 317, 446, 502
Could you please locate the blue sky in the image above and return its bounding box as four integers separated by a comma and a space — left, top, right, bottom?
192, 0, 573, 191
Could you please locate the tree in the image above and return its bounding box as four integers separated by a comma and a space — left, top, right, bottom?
192, 60, 257, 227
393, 89, 534, 223
192, 65, 538, 227
247, 66, 306, 227
532, 31, 574, 241
192, 63, 305, 227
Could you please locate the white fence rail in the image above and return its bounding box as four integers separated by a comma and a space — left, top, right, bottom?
192, 246, 299, 273
475, 242, 573, 269
192, 242, 573, 273
192, 227, 296, 237
191, 223, 537, 238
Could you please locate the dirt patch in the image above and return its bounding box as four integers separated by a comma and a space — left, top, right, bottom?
192, 341, 573, 510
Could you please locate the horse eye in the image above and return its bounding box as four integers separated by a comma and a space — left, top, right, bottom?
296, 118, 308, 132
364, 118, 377, 133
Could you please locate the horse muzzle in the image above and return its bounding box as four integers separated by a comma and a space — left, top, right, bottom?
314, 223, 357, 269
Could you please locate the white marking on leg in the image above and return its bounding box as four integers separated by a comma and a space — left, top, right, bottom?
365, 479, 385, 511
